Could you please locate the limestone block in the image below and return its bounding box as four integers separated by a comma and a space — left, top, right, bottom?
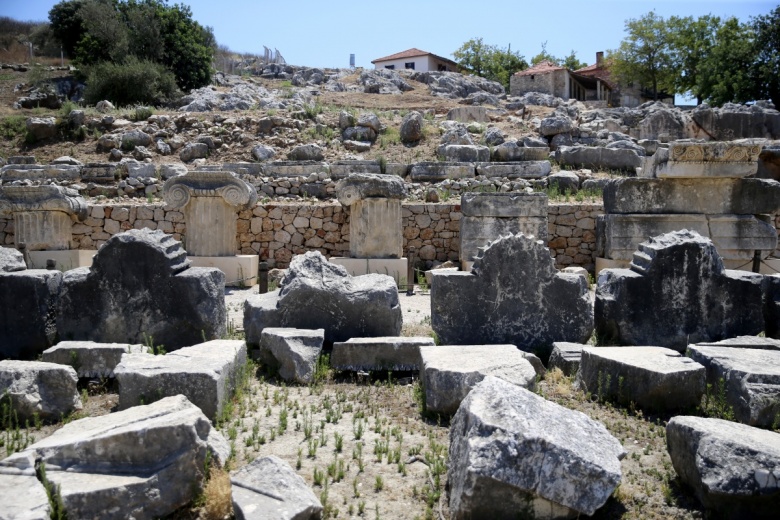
438, 144, 490, 162
261, 161, 329, 178
0, 471, 50, 520
42, 341, 149, 378
666, 416, 780, 518
549, 342, 584, 376
556, 145, 642, 172
595, 230, 765, 351
0, 269, 62, 360
0, 360, 82, 421
244, 251, 401, 346
349, 198, 402, 258
476, 161, 551, 179
493, 141, 550, 162
432, 234, 593, 360
331, 336, 435, 371
692, 336, 780, 350
0, 164, 81, 182
577, 346, 705, 411
231, 456, 323, 520
447, 106, 488, 123
258, 328, 323, 384
449, 377, 625, 519
329, 160, 381, 179
409, 162, 475, 182
641, 141, 762, 178
336, 173, 407, 206
603, 177, 780, 215
597, 214, 777, 262
461, 192, 547, 218
420, 344, 537, 415
115, 340, 247, 420
57, 229, 226, 351
0, 395, 228, 520
687, 345, 780, 427
0, 245, 25, 272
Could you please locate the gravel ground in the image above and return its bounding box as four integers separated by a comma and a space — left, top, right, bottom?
225, 286, 432, 332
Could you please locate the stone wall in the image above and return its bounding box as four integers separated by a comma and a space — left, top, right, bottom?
0, 202, 604, 271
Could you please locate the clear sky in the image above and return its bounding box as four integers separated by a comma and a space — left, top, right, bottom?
0, 0, 774, 69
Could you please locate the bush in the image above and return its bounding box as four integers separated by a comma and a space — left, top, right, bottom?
83, 58, 180, 106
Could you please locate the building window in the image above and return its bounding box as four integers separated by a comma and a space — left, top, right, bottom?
437, 64, 447, 71
385, 65, 395, 70
530, 75, 535, 80
405, 62, 415, 70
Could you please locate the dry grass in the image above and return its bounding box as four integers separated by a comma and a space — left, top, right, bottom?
200, 467, 233, 520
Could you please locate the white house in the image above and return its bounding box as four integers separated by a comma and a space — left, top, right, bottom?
371, 48, 459, 72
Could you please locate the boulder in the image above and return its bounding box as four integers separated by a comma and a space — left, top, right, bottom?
288, 144, 324, 161
0, 360, 82, 421
577, 346, 705, 412
687, 345, 780, 427
179, 142, 209, 162
539, 115, 574, 136
159, 163, 188, 180
400, 111, 423, 143
244, 251, 401, 346
549, 342, 584, 376
440, 125, 474, 146
449, 377, 625, 519
357, 112, 381, 133
95, 100, 115, 112
57, 229, 226, 351
335, 173, 406, 206
483, 126, 505, 146
258, 328, 323, 384
691, 103, 780, 140
331, 336, 435, 371
666, 416, 780, 519
432, 234, 592, 360
547, 171, 580, 194
595, 230, 765, 351
0, 395, 229, 520
0, 246, 25, 272
556, 145, 642, 172
120, 129, 152, 151
437, 144, 490, 162
231, 455, 323, 520
338, 111, 356, 130
420, 344, 536, 415
114, 340, 247, 420
342, 126, 377, 142
0, 269, 62, 360
251, 144, 276, 161
42, 341, 150, 378
25, 117, 57, 141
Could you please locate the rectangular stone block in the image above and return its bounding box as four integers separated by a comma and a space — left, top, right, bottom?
598, 214, 778, 262
42, 341, 150, 378
349, 198, 402, 258
328, 160, 381, 179
0, 164, 81, 182
549, 342, 584, 376
641, 141, 762, 179
409, 162, 475, 182
14, 211, 73, 250
331, 336, 435, 371
261, 161, 329, 178
197, 162, 263, 175
475, 161, 551, 179
603, 178, 780, 215
461, 192, 548, 217
329, 257, 407, 285
114, 340, 247, 421
80, 163, 117, 183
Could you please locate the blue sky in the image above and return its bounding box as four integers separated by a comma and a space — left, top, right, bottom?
1, 0, 774, 69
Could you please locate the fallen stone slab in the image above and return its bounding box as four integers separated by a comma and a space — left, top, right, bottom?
432, 234, 592, 360
331, 336, 435, 371
115, 340, 247, 420
577, 346, 705, 412
476, 161, 551, 179
420, 344, 536, 415
409, 162, 475, 182
549, 342, 584, 376
692, 336, 780, 350
244, 251, 401, 346
556, 145, 642, 172
666, 416, 780, 519
0, 360, 82, 421
449, 376, 625, 519
0, 269, 62, 360
687, 345, 780, 427
231, 455, 323, 520
0, 395, 229, 520
328, 160, 381, 179
641, 141, 762, 178
258, 328, 323, 384
57, 229, 226, 351
595, 230, 765, 350
42, 341, 150, 378
0, 470, 50, 520
492, 141, 550, 162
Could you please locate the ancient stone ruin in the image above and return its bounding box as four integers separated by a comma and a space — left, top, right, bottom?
163, 170, 259, 286
0, 185, 94, 269
57, 228, 226, 350
598, 140, 779, 270
432, 233, 593, 359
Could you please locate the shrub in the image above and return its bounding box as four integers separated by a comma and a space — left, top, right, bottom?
83, 58, 180, 106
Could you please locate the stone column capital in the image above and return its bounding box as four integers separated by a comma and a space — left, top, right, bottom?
0, 185, 88, 221
163, 170, 258, 210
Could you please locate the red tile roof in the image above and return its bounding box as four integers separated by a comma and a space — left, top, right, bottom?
371, 48, 459, 67
513, 60, 564, 77
574, 63, 616, 89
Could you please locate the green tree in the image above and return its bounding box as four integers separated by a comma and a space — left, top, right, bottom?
530, 41, 557, 66
609, 11, 676, 100
48, 0, 87, 57
453, 38, 527, 89
667, 14, 721, 103
750, 6, 780, 108
560, 50, 587, 71
699, 17, 756, 106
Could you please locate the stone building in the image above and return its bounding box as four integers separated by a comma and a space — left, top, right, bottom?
509, 60, 612, 103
